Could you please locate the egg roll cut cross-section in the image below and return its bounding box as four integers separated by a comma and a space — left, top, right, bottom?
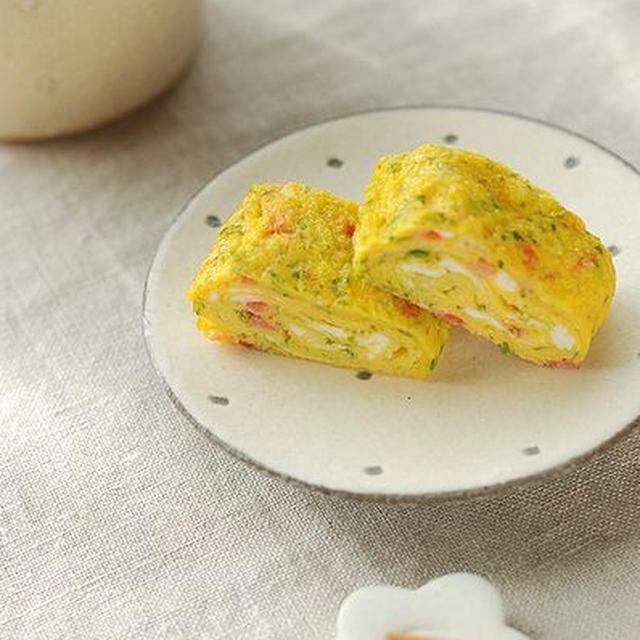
187, 182, 449, 379
354, 144, 616, 367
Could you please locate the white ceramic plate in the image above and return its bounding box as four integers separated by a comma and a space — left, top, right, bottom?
144, 107, 640, 501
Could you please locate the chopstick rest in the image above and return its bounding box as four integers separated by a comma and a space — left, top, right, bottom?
336, 573, 530, 640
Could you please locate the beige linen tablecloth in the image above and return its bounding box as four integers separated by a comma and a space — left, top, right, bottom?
2, 1, 639, 638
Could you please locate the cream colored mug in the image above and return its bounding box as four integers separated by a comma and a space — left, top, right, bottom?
0, 0, 201, 141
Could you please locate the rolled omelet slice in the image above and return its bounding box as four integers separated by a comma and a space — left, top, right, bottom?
354, 144, 615, 367
188, 182, 449, 378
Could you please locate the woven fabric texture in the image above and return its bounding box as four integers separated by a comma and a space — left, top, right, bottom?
1, 1, 639, 638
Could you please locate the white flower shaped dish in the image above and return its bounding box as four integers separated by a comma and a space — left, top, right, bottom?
336, 573, 530, 640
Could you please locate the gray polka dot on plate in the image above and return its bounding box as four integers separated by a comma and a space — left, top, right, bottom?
363, 465, 383, 475
522, 445, 540, 456
564, 156, 580, 169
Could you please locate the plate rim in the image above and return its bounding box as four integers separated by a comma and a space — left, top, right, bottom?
142, 104, 640, 504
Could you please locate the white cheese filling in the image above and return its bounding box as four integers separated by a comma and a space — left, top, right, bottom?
551, 324, 575, 350
493, 270, 518, 292
230, 292, 262, 303
287, 323, 305, 336
356, 333, 390, 357
461, 306, 503, 329
309, 321, 348, 339
440, 257, 473, 276
402, 262, 446, 278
